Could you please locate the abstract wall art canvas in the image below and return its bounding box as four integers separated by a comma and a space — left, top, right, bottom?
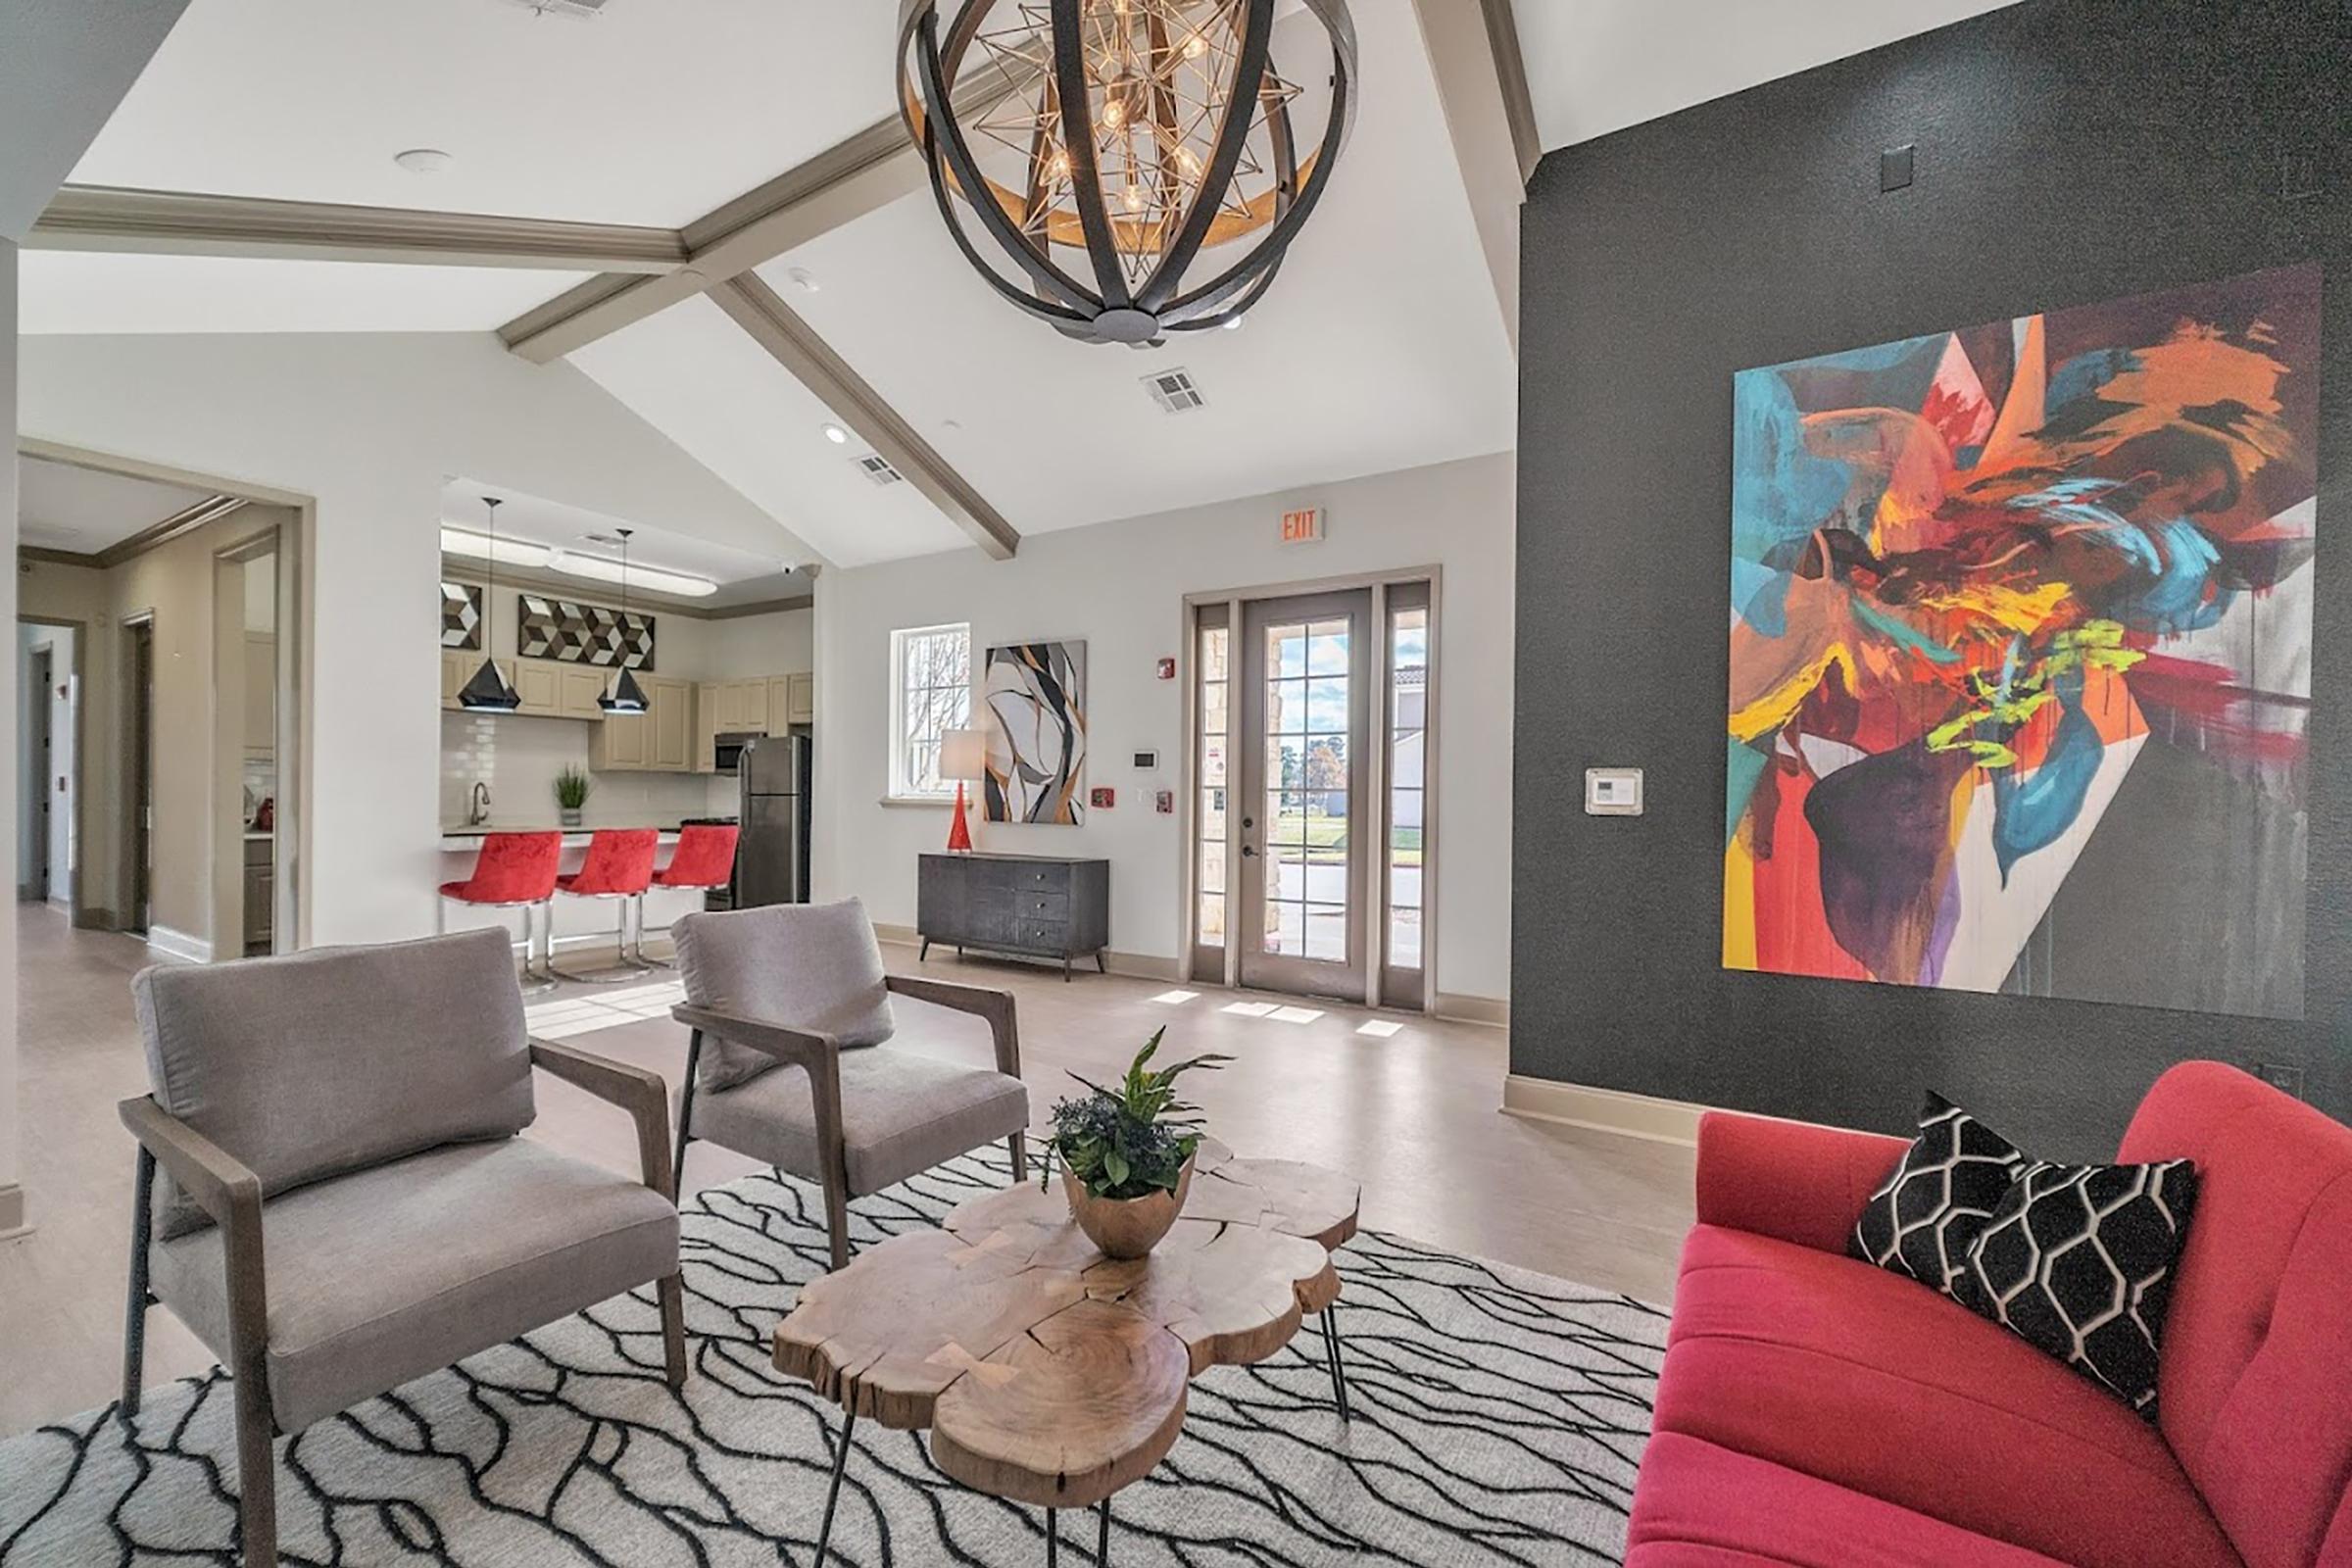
1726, 264, 2321, 1019
515, 594, 656, 671
984, 640, 1088, 824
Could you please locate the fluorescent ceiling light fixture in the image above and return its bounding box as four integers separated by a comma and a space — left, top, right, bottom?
546, 548, 718, 598
441, 525, 552, 569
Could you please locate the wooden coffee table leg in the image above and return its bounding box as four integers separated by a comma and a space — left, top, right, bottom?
813, 1404, 857, 1565
1320, 1305, 1352, 1422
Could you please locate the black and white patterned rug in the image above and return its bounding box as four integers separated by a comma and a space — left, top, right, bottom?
0, 1150, 1667, 1566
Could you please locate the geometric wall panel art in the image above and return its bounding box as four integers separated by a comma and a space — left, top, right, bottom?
440, 581, 482, 650
983, 639, 1088, 825
1726, 264, 2321, 1019
515, 594, 656, 671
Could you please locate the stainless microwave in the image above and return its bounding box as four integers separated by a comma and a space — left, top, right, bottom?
711, 732, 762, 774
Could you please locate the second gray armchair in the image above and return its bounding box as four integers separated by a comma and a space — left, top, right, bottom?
669, 897, 1031, 1270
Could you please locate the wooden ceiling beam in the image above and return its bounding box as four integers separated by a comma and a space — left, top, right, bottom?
30, 183, 690, 272
711, 273, 1019, 562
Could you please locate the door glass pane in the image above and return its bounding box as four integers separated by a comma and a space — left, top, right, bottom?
1388, 606, 1428, 973
1196, 623, 1229, 951
1260, 614, 1349, 964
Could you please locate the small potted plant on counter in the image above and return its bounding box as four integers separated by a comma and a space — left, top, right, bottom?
1047, 1028, 1231, 1258
554, 764, 593, 829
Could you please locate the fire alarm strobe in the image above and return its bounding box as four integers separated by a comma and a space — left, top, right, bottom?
1090, 787, 1116, 809
1154, 790, 1174, 814
1156, 657, 1177, 680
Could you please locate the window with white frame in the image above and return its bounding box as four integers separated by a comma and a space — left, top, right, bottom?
889, 622, 971, 801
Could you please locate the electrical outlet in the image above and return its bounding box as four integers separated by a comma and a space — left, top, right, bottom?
2252, 1060, 2305, 1100
2281, 146, 2321, 202
1880, 144, 1916, 193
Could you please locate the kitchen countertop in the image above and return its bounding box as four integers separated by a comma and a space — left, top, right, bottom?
437, 824, 691, 851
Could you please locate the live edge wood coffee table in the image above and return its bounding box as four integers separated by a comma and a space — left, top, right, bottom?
774, 1139, 1361, 1564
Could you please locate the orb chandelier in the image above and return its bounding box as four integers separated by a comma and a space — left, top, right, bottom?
897, 0, 1356, 345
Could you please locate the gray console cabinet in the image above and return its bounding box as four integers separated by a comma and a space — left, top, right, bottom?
917, 853, 1110, 980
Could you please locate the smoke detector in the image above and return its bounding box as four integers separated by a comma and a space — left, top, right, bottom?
855, 454, 906, 488
1143, 367, 1206, 415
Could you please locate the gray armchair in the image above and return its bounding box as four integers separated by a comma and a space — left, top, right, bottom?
668, 898, 1030, 1271
119, 928, 685, 1568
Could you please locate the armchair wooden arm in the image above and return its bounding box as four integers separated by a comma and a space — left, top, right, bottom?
118, 1095, 278, 1557
669, 1004, 854, 1267
884, 973, 1022, 1078
530, 1038, 678, 1203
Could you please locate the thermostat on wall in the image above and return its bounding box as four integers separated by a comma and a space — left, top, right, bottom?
1585, 767, 1642, 816
1133, 749, 1159, 769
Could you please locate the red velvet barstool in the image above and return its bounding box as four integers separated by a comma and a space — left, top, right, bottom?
631, 823, 739, 967
549, 828, 660, 983
436, 831, 563, 995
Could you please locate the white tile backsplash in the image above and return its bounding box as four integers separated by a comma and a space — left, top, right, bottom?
441, 710, 713, 828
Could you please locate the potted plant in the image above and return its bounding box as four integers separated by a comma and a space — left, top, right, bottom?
553, 764, 593, 828
1047, 1028, 1231, 1258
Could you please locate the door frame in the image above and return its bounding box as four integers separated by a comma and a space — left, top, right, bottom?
24, 644, 51, 904
17, 438, 315, 950
1177, 564, 1443, 1009
17, 614, 90, 922
122, 612, 155, 935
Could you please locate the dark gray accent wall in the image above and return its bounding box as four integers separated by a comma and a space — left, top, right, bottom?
1511, 0, 2352, 1156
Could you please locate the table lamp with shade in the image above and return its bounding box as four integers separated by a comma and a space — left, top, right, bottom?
939, 727, 987, 853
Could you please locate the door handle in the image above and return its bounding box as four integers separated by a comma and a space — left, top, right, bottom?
1241, 846, 1258, 858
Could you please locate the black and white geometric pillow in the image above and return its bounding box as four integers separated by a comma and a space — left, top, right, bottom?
1952, 1158, 2199, 1418
1850, 1092, 2030, 1298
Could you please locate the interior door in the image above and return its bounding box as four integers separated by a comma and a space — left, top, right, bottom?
29, 647, 51, 903
129, 619, 155, 934
1236, 590, 1373, 1000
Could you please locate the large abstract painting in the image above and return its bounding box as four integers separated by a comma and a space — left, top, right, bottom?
1726, 265, 2321, 1019
984, 640, 1087, 824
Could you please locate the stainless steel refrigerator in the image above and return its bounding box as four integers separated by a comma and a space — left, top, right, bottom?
736, 734, 810, 907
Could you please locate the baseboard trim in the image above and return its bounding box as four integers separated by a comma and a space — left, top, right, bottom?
75, 906, 118, 931
873, 923, 1183, 983
1502, 1076, 1708, 1148
1431, 991, 1509, 1028
0, 1183, 28, 1243
145, 924, 213, 964
1503, 1075, 1871, 1149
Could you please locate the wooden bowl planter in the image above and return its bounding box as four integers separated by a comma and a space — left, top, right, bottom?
1064, 1153, 1196, 1259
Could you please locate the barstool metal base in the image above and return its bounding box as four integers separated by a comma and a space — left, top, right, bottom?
547, 893, 659, 985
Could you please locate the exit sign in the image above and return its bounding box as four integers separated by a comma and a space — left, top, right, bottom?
1280, 507, 1324, 545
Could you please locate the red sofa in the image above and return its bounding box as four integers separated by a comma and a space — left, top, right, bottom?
1625, 1061, 2352, 1568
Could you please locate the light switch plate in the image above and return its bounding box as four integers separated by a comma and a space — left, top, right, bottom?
1585, 766, 1642, 816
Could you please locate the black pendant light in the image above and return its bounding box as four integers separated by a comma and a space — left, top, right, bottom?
457, 496, 523, 711
897, 0, 1355, 345
598, 527, 649, 714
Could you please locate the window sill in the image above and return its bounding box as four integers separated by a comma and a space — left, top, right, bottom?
880, 796, 954, 809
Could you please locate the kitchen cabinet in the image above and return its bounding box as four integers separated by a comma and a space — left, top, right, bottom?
690, 669, 814, 768
589, 675, 697, 772
555, 664, 609, 720
774, 671, 814, 726
440, 650, 472, 709
710, 677, 770, 734
513, 659, 560, 714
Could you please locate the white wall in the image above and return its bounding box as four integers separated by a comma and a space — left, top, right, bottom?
702, 606, 814, 678
812, 453, 1516, 1004
2, 237, 19, 1226
18, 330, 807, 947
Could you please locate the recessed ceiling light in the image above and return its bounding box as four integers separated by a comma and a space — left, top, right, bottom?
942, 418, 963, 431
393, 148, 453, 174
784, 267, 821, 293
820, 422, 849, 445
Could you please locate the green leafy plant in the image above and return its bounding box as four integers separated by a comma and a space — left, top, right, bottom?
1047, 1028, 1232, 1200
553, 764, 594, 810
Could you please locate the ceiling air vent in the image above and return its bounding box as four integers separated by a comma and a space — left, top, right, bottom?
856, 454, 906, 488
1143, 367, 1206, 415
502, 0, 615, 19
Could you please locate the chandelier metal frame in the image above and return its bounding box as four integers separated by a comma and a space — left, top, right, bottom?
897, 0, 1356, 345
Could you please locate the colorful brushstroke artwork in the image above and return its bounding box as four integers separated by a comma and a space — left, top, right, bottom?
984, 639, 1088, 825
1726, 265, 2321, 1019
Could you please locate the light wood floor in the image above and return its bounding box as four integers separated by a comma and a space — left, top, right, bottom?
0, 905, 1693, 1438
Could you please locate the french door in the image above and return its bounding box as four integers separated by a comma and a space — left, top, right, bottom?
1236, 591, 1373, 999
1193, 581, 1432, 1006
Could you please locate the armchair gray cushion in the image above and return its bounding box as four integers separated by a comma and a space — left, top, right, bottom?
681, 1031, 1028, 1196
674, 898, 895, 1091
133, 928, 536, 1240
148, 1138, 678, 1431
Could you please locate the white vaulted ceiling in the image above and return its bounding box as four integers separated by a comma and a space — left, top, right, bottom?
23, 0, 2023, 571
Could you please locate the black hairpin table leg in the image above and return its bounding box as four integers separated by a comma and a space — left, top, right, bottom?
1046, 1507, 1058, 1566
1098, 1494, 1112, 1562
1321, 1305, 1353, 1422
813, 1404, 857, 1566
